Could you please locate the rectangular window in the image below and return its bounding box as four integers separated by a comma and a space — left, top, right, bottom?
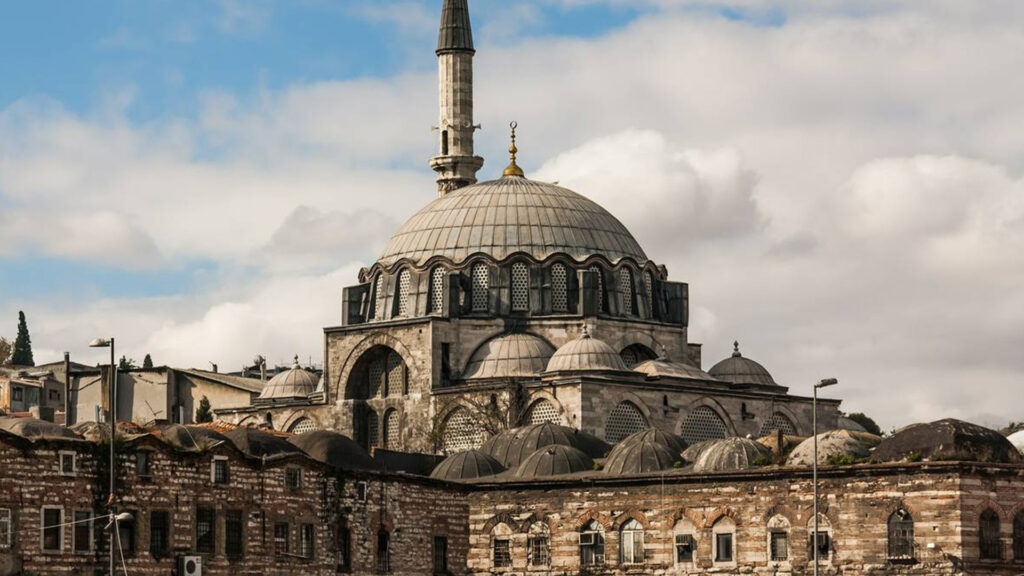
356, 482, 368, 502
493, 538, 511, 568
0, 508, 10, 550
286, 468, 302, 491
770, 531, 789, 561
274, 523, 290, 557
73, 511, 92, 552
300, 524, 314, 559
117, 512, 136, 556
675, 534, 694, 563
433, 535, 448, 573
212, 458, 229, 484
42, 507, 63, 552
150, 511, 170, 557
49, 389, 60, 401
810, 531, 831, 558
136, 452, 151, 479
337, 527, 351, 572
620, 529, 644, 564
715, 533, 733, 562
196, 508, 215, 554
12, 387, 22, 402
59, 451, 76, 476
377, 531, 391, 573
225, 510, 244, 559
528, 535, 549, 567
579, 531, 604, 566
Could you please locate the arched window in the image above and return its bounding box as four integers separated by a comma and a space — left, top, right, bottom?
979, 508, 1002, 560
767, 515, 790, 562
441, 129, 449, 156
396, 269, 411, 317
382, 409, 400, 449
366, 410, 379, 450
605, 401, 647, 443
346, 346, 408, 401
522, 399, 560, 425
491, 522, 512, 569
759, 412, 797, 437
367, 356, 386, 398
527, 521, 550, 568
288, 418, 316, 435
551, 263, 568, 313
619, 519, 645, 564
618, 268, 634, 315
679, 406, 729, 444
385, 352, 404, 397
643, 270, 654, 317
1013, 510, 1024, 561
808, 514, 832, 562
471, 263, 489, 312
620, 344, 656, 368
440, 407, 483, 453
579, 520, 605, 567
673, 518, 696, 565
589, 265, 605, 313
511, 262, 530, 312
887, 508, 914, 560
429, 266, 447, 314
712, 517, 736, 564
373, 274, 386, 320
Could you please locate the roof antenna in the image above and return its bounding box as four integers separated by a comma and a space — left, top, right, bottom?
503, 121, 525, 178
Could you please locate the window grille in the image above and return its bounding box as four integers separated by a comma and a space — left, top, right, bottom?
643, 271, 654, 317
286, 468, 302, 491
377, 531, 391, 573
770, 531, 789, 561
196, 508, 215, 554
590, 266, 604, 312
383, 409, 400, 449
368, 357, 385, 398
396, 269, 411, 317
621, 348, 638, 368
300, 524, 315, 559
759, 412, 797, 437
605, 401, 647, 444
441, 408, 483, 453
274, 523, 290, 556
433, 536, 448, 573
680, 406, 729, 444
385, 353, 403, 397
289, 418, 316, 435
430, 267, 447, 314
374, 275, 386, 319
979, 509, 1001, 560
511, 262, 530, 311
674, 534, 694, 563
527, 524, 550, 568
619, 268, 634, 315
212, 459, 229, 484
366, 410, 379, 449
523, 400, 560, 425
471, 263, 489, 312
149, 511, 169, 556
887, 509, 914, 560
551, 264, 568, 312
579, 521, 605, 566
492, 538, 512, 568
225, 510, 244, 558
620, 519, 645, 564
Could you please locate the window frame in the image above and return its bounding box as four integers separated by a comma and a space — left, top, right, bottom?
770, 530, 789, 562
225, 509, 245, 560
73, 510, 93, 553
149, 510, 170, 557
299, 523, 314, 560
579, 521, 605, 567
492, 536, 512, 569
273, 522, 290, 558
211, 456, 229, 485
116, 509, 136, 556
59, 450, 76, 477
285, 468, 303, 491
886, 509, 915, 562
40, 506, 63, 553
510, 261, 530, 312
979, 508, 1002, 561
377, 530, 391, 573
195, 507, 216, 555
711, 518, 736, 565
136, 450, 152, 480
432, 534, 448, 574
674, 533, 695, 564
1014, 510, 1024, 563
619, 519, 645, 564
337, 526, 352, 573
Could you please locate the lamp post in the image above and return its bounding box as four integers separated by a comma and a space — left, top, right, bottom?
89, 337, 116, 576
812, 377, 838, 576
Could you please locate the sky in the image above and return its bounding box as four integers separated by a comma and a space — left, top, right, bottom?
1, 0, 1023, 431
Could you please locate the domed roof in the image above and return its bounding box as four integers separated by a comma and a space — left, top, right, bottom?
259, 356, 319, 400
837, 415, 869, 433
223, 427, 305, 460
871, 419, 1022, 464
377, 176, 647, 268
545, 329, 628, 373
708, 341, 778, 387
681, 439, 715, 463
632, 358, 716, 381
1008, 430, 1024, 455
462, 333, 554, 380
692, 437, 772, 473
604, 434, 683, 475
514, 444, 594, 478
288, 430, 377, 471
481, 422, 609, 468
616, 427, 689, 456
786, 430, 881, 467
431, 449, 505, 481
0, 417, 80, 441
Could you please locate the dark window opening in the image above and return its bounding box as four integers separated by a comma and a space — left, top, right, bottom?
1014, 511, 1024, 562
286, 468, 302, 491
337, 526, 352, 572
196, 508, 216, 554
225, 510, 244, 559
300, 524, 314, 559
493, 538, 511, 568
441, 130, 449, 155
42, 508, 62, 551
675, 534, 694, 563
887, 509, 914, 560
117, 511, 136, 556
980, 509, 1001, 560
213, 459, 229, 484
809, 531, 831, 558
715, 533, 734, 562
150, 511, 170, 557
136, 452, 151, 479
274, 523, 290, 557
73, 510, 92, 552
377, 531, 391, 573
433, 535, 448, 574
770, 531, 789, 561
441, 343, 451, 386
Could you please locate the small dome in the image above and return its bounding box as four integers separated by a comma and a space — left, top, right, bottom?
604, 435, 682, 475
693, 437, 772, 473
223, 427, 304, 460
871, 419, 1022, 464
514, 444, 594, 478
289, 430, 377, 471
462, 333, 554, 380
786, 430, 881, 467
708, 342, 777, 387
259, 356, 319, 400
681, 439, 715, 463
616, 428, 688, 455
0, 417, 79, 440
836, 415, 868, 433
155, 424, 230, 452
632, 358, 716, 381
481, 422, 609, 468
1008, 430, 1024, 455
545, 329, 628, 373
431, 449, 505, 481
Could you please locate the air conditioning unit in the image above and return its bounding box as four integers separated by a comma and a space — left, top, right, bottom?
178, 555, 202, 576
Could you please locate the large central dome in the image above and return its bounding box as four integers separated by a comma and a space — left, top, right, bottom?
377, 176, 647, 268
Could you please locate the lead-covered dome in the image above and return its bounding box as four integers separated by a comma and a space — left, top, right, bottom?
545, 330, 629, 373
513, 444, 594, 478
462, 333, 554, 380
377, 177, 647, 267
708, 342, 778, 387
259, 356, 319, 400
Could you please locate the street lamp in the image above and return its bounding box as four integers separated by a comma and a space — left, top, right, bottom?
812, 377, 838, 576
89, 337, 116, 576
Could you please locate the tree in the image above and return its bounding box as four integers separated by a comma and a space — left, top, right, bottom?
11, 311, 34, 366
846, 412, 882, 436
118, 356, 137, 371
0, 337, 11, 365
142, 354, 154, 369
195, 396, 214, 423
428, 382, 528, 451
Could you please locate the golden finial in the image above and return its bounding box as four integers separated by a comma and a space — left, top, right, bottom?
503, 121, 525, 177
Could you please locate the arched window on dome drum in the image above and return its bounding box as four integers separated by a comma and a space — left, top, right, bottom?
979, 508, 1001, 560
680, 406, 729, 444
288, 418, 316, 435
551, 263, 568, 312
605, 401, 647, 443
429, 266, 447, 314
440, 407, 483, 453
373, 274, 386, 320
887, 508, 914, 560
471, 263, 489, 312
589, 266, 605, 313
382, 409, 400, 449
1013, 510, 1024, 560
522, 399, 560, 425
759, 412, 797, 437
511, 262, 530, 311
395, 269, 411, 317
643, 270, 654, 318
618, 268, 635, 316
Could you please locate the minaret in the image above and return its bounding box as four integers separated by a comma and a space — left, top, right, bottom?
430, 0, 484, 196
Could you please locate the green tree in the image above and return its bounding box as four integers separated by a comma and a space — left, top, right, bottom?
846, 412, 882, 436
11, 311, 34, 366
142, 354, 154, 369
118, 356, 137, 370
195, 396, 214, 423
0, 337, 11, 365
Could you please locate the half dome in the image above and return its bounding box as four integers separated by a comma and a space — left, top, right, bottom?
545, 331, 628, 373
430, 449, 505, 481
462, 333, 554, 380
377, 177, 647, 268
708, 342, 777, 387
259, 356, 319, 400
513, 444, 594, 478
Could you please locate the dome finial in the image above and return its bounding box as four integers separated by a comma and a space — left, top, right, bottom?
503, 121, 525, 178
580, 322, 591, 339
293, 354, 300, 368
732, 341, 742, 357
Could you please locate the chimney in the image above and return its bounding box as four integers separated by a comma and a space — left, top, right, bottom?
63, 351, 71, 425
